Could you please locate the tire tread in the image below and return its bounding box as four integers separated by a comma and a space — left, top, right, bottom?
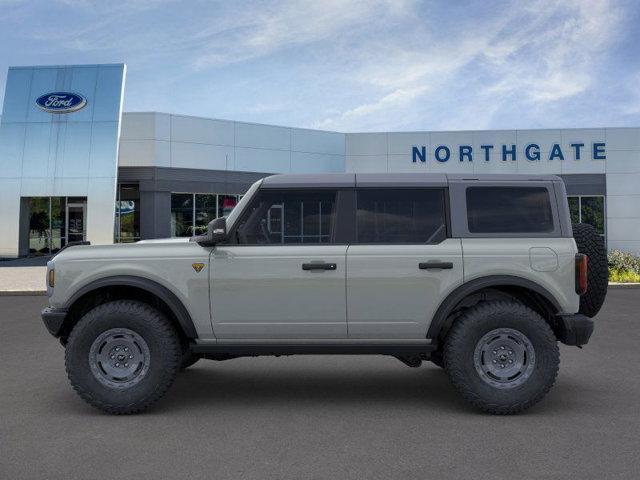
65, 300, 181, 415
444, 301, 559, 415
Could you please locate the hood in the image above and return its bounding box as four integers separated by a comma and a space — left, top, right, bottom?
136, 237, 191, 244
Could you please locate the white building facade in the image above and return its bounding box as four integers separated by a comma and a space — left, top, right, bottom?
1, 64, 639, 257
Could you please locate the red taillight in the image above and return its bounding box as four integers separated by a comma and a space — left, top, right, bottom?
575, 254, 588, 295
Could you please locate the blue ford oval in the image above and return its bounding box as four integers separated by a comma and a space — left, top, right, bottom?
35, 92, 87, 114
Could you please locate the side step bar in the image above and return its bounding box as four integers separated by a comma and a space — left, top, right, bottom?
191, 342, 438, 357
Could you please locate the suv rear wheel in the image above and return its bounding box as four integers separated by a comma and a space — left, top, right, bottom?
65, 300, 181, 414
443, 301, 559, 414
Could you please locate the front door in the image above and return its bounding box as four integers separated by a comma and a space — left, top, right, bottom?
346, 188, 463, 339
210, 188, 347, 339
66, 201, 86, 244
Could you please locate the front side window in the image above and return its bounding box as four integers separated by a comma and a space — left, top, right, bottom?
234, 190, 337, 245
356, 188, 447, 243
466, 186, 554, 233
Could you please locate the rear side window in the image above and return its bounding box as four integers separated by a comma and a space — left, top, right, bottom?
466, 187, 554, 233
356, 189, 447, 243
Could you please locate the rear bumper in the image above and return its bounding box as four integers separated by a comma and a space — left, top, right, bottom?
555, 314, 594, 346
41, 307, 68, 337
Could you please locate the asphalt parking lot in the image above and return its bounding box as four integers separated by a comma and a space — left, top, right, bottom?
1, 291, 639, 480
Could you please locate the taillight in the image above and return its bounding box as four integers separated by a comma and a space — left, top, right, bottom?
575, 254, 588, 295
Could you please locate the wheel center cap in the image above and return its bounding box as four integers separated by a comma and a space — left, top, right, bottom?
117, 354, 126, 362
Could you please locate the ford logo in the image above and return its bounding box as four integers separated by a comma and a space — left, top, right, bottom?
35, 92, 87, 114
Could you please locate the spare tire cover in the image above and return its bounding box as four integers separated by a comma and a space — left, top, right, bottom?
572, 223, 608, 318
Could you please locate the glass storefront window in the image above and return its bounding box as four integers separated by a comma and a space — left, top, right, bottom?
568, 197, 580, 225
26, 196, 86, 255
218, 195, 238, 218
115, 184, 140, 242
581, 196, 605, 234
194, 194, 217, 236
567, 195, 605, 236
171, 193, 194, 237
50, 197, 65, 253
171, 193, 241, 237
28, 197, 51, 255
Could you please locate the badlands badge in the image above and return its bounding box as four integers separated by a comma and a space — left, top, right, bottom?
192, 263, 205, 273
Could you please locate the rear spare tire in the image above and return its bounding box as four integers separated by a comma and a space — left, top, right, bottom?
573, 223, 608, 317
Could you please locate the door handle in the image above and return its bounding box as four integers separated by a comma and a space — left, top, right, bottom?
302, 262, 337, 271
419, 261, 453, 270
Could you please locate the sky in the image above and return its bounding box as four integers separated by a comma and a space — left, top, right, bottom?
0, 0, 639, 132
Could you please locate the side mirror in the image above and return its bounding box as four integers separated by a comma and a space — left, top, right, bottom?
208, 217, 227, 244
192, 217, 227, 246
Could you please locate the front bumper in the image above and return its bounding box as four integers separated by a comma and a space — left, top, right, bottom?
41, 307, 68, 337
555, 314, 594, 346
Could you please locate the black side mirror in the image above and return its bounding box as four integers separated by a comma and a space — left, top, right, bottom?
208, 217, 227, 244
192, 217, 226, 246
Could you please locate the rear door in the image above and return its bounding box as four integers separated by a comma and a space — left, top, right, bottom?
346, 187, 463, 339
210, 188, 348, 339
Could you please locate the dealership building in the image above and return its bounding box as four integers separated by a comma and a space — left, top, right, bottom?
1, 63, 639, 258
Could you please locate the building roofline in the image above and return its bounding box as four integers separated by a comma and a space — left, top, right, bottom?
122, 111, 344, 135
123, 112, 639, 135
8, 63, 125, 70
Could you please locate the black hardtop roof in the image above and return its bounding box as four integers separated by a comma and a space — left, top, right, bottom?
261, 173, 562, 188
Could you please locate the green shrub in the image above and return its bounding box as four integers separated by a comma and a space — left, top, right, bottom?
609, 268, 640, 283
608, 250, 640, 283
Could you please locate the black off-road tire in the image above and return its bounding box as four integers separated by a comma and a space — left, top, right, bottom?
444, 301, 560, 414
65, 300, 181, 414
572, 223, 608, 318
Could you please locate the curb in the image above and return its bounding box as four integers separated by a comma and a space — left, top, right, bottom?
608, 283, 640, 289
0, 290, 46, 296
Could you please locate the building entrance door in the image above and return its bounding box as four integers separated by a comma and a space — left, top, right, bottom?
66, 201, 86, 244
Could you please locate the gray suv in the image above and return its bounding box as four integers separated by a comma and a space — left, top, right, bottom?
41, 173, 607, 414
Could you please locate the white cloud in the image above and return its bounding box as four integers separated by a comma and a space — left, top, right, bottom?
314, 0, 625, 130
191, 0, 413, 69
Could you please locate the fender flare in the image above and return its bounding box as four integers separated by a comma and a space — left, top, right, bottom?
426, 275, 562, 340
64, 275, 198, 338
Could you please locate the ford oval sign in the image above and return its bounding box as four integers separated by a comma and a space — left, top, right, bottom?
35, 92, 87, 114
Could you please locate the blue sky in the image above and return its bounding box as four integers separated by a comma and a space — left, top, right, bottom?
1, 0, 639, 132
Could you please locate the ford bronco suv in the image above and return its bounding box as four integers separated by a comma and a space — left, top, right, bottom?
41, 173, 607, 415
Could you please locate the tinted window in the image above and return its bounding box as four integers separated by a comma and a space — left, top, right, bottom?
235, 190, 337, 244
356, 189, 446, 243
466, 187, 554, 233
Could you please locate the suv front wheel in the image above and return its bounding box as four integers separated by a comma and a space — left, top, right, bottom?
444, 301, 560, 414
65, 300, 181, 414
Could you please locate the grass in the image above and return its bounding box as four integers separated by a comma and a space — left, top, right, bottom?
609, 268, 640, 283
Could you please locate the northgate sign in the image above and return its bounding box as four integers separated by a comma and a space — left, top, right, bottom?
412, 142, 606, 163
